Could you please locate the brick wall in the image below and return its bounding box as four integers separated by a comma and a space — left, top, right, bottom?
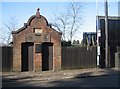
12, 9, 62, 72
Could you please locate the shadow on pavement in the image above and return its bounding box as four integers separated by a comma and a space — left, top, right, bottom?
74, 68, 119, 78
2, 68, 120, 88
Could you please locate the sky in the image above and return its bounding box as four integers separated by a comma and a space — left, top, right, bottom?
0, 0, 119, 43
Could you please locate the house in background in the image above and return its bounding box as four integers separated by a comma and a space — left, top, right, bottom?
12, 8, 62, 72
96, 16, 120, 68
82, 32, 97, 46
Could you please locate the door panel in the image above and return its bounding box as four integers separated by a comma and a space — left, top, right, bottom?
21, 42, 34, 72
42, 43, 53, 71
42, 44, 49, 71
49, 45, 53, 70
28, 44, 34, 71
21, 43, 28, 71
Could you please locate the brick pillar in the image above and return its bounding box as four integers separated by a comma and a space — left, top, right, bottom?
12, 44, 21, 72
34, 53, 42, 71
53, 45, 61, 71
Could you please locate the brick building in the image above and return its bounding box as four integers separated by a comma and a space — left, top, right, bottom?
12, 8, 62, 72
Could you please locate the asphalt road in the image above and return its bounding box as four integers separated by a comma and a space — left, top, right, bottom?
2, 74, 119, 87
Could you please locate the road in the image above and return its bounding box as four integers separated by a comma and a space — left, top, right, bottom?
2, 74, 119, 87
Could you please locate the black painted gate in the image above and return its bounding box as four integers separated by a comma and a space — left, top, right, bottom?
21, 42, 34, 71
42, 43, 53, 71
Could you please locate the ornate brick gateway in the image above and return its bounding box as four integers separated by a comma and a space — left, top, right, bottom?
12, 8, 62, 72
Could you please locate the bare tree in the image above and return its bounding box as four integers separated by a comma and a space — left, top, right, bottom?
50, 9, 70, 41
51, 2, 82, 42
0, 17, 19, 45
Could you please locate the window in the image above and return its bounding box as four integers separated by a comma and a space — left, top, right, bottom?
34, 28, 43, 36
35, 44, 42, 53
34, 28, 42, 33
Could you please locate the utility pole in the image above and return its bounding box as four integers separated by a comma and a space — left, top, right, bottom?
105, 0, 109, 68
96, 0, 100, 67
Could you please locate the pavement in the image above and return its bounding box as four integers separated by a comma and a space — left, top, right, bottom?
2, 68, 120, 82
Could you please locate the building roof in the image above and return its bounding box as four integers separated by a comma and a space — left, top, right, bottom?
12, 8, 49, 34
97, 16, 120, 20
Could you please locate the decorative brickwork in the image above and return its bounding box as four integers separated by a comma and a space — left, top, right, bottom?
12, 8, 62, 72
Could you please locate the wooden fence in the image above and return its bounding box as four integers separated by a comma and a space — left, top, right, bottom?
1, 46, 13, 72
61, 46, 97, 70
1, 46, 97, 72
